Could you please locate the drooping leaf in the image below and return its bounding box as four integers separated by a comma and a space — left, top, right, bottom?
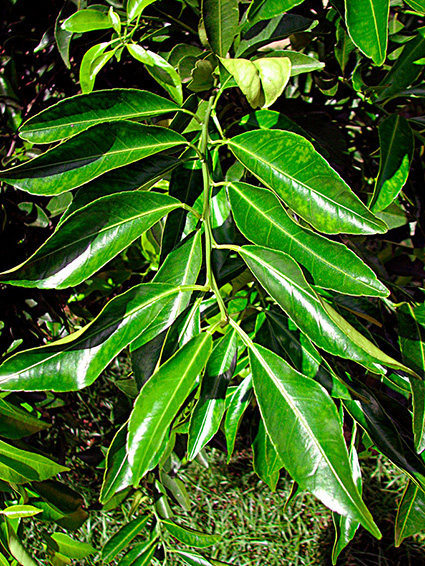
0, 283, 182, 391
228, 130, 387, 235
0, 192, 181, 289
219, 58, 263, 108
19, 90, 180, 144
161, 518, 219, 548
187, 329, 238, 460
0, 398, 50, 438
249, 342, 380, 538
228, 182, 389, 297
61, 9, 112, 33
239, 245, 411, 375
202, 0, 239, 57
128, 333, 212, 485
6, 523, 39, 566
100, 424, 133, 504
79, 42, 116, 94
345, 0, 390, 65
224, 375, 253, 461
49, 534, 95, 559
102, 515, 151, 563
0, 122, 186, 195
370, 114, 414, 213
395, 481, 425, 546
252, 57, 291, 107
252, 418, 282, 491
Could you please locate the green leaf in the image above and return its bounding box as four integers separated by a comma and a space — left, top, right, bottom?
128, 333, 213, 484
345, 0, 389, 65
335, 22, 355, 74
116, 540, 156, 566
0, 440, 68, 484
259, 50, 324, 76
7, 523, 39, 566
0, 283, 182, 391
224, 375, 253, 462
55, 7, 72, 69
79, 42, 116, 94
187, 329, 238, 460
0, 122, 186, 196
404, 0, 425, 13
49, 534, 95, 559
100, 424, 133, 504
202, 0, 239, 57
0, 505, 42, 519
61, 9, 112, 33
252, 57, 291, 107
127, 0, 157, 22
102, 515, 151, 562
370, 114, 414, 212
0, 192, 181, 289
395, 481, 425, 546
249, 342, 380, 538
0, 398, 50, 438
127, 44, 183, 105
228, 182, 389, 297
173, 550, 216, 566
161, 518, 219, 548
19, 89, 180, 144
376, 32, 425, 101
228, 130, 387, 235
248, 0, 304, 23
130, 544, 156, 566
219, 58, 263, 108
240, 245, 411, 375
252, 418, 282, 491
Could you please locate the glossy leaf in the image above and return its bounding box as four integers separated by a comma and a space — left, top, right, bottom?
249, 342, 380, 537
224, 375, 253, 461
62, 9, 112, 33
102, 515, 151, 562
173, 550, 216, 566
0, 283, 182, 391
260, 50, 324, 76
0, 398, 50, 438
0, 122, 186, 196
131, 544, 156, 566
100, 424, 133, 504
248, 0, 304, 22
239, 245, 410, 375
187, 329, 238, 460
7, 524, 38, 566
161, 518, 219, 548
128, 333, 212, 484
404, 0, 425, 12
252, 57, 291, 107
20, 90, 180, 144
79, 42, 116, 94
127, 0, 156, 22
370, 114, 414, 212
50, 533, 95, 559
0, 192, 181, 289
345, 0, 389, 65
0, 505, 42, 519
117, 540, 156, 566
395, 481, 425, 546
228, 182, 389, 297
0, 440, 68, 484
202, 0, 238, 57
252, 418, 282, 491
228, 130, 387, 235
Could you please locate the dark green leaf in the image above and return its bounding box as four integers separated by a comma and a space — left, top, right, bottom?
248, 0, 304, 23
102, 515, 151, 563
0, 398, 50, 438
131, 544, 156, 566
335, 22, 355, 73
345, 0, 389, 65
173, 550, 217, 566
128, 333, 212, 484
202, 0, 239, 57
0, 283, 182, 391
62, 9, 112, 32
161, 518, 219, 548
100, 424, 133, 504
228, 182, 389, 297
252, 418, 282, 491
0, 122, 186, 195
20, 90, 180, 144
228, 130, 387, 235
224, 375, 253, 461
187, 329, 238, 460
395, 481, 425, 546
259, 50, 324, 76
370, 114, 414, 213
116, 540, 156, 566
249, 342, 380, 537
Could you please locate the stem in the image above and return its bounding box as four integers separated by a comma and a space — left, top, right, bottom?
181, 203, 202, 220
228, 317, 254, 348
213, 243, 240, 253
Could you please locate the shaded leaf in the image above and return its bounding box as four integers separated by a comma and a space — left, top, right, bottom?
253, 418, 282, 491
49, 534, 95, 559
100, 424, 133, 504
395, 481, 425, 546
202, 0, 239, 57
248, 0, 304, 23
0, 398, 50, 438
345, 0, 389, 65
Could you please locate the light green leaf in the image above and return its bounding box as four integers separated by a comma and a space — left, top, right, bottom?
128, 333, 213, 484
239, 245, 413, 375
187, 329, 238, 460
345, 0, 390, 65
0, 192, 181, 289
79, 42, 116, 94
161, 518, 219, 548
395, 481, 425, 546
252, 57, 291, 107
50, 534, 95, 559
370, 114, 414, 212
19, 89, 180, 144
249, 342, 380, 538
102, 515, 151, 562
7, 523, 39, 566
252, 418, 282, 491
173, 550, 216, 566
100, 424, 133, 504
219, 57, 263, 108
228, 182, 389, 297
127, 0, 157, 22
228, 130, 387, 235
0, 122, 186, 195
0, 505, 42, 519
259, 50, 324, 76
0, 283, 182, 391
202, 0, 239, 57
62, 9, 112, 33
224, 375, 253, 462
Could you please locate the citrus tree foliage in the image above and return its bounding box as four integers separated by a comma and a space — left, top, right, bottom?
0, 0, 425, 563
